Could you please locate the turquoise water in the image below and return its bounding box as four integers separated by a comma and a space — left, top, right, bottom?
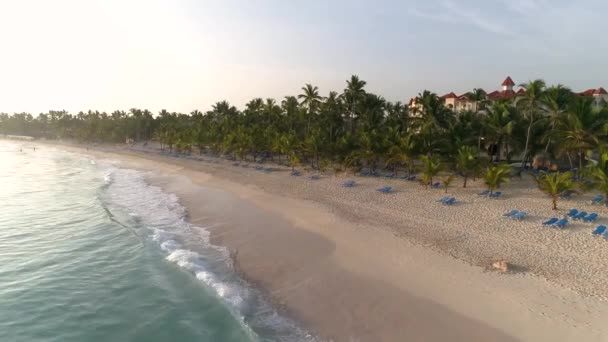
0, 141, 314, 342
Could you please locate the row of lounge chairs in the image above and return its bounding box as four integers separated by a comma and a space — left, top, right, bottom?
566, 209, 599, 222
478, 190, 502, 198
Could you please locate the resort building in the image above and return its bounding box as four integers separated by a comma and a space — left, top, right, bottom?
408, 76, 608, 113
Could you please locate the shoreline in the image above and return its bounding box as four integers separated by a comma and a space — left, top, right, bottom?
34, 140, 608, 341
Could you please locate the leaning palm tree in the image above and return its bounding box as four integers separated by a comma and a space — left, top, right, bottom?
484, 164, 511, 194
535, 171, 575, 210
419, 155, 442, 189
518, 79, 546, 169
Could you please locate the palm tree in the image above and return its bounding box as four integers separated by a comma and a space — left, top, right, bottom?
552, 96, 608, 170
441, 174, 455, 193
298, 84, 322, 135
518, 79, 546, 169
466, 88, 488, 112
535, 171, 575, 210
584, 147, 608, 202
419, 155, 442, 189
484, 164, 511, 194
455, 145, 478, 188
343, 75, 366, 134
542, 85, 572, 153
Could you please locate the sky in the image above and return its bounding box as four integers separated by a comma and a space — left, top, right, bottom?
1, 0, 607, 114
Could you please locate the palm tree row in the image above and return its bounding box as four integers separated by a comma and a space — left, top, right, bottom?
2, 75, 608, 206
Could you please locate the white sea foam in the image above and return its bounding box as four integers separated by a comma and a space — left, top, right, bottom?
96, 162, 319, 342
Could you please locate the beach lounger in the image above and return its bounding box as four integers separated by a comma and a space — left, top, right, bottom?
342, 180, 356, 187
502, 209, 519, 217
377, 186, 393, 193
437, 196, 451, 203
488, 191, 502, 199
566, 209, 579, 217
431, 182, 441, 189
592, 225, 607, 235
309, 174, 321, 180
591, 195, 604, 204
511, 212, 527, 220
559, 191, 573, 200
542, 218, 559, 226
583, 213, 598, 222
254, 165, 264, 170
407, 175, 416, 181
291, 170, 302, 176
443, 197, 456, 205
478, 190, 490, 196
572, 211, 588, 220
552, 218, 569, 229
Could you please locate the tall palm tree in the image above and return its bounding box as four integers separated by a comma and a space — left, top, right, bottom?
518, 79, 546, 169
536, 171, 575, 210
552, 96, 608, 170
343, 75, 366, 134
298, 84, 322, 135
466, 88, 488, 112
542, 84, 572, 153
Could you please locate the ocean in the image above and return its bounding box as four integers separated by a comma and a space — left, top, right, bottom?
0, 141, 315, 342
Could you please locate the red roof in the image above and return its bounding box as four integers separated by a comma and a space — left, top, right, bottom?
517, 88, 525, 94
441, 92, 458, 99
594, 87, 608, 95
501, 76, 515, 87
488, 89, 517, 100
579, 89, 596, 96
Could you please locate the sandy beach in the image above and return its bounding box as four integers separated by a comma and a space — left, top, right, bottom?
44, 141, 608, 341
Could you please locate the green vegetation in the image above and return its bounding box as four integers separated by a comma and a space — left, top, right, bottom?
484, 164, 511, 194
535, 172, 576, 210
1, 76, 607, 188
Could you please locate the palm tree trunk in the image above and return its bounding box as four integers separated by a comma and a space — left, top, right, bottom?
522, 118, 533, 170
552, 196, 557, 210
463, 175, 468, 188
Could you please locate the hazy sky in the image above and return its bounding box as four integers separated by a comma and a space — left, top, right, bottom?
1, 0, 607, 114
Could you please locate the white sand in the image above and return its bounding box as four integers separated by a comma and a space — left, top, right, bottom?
43, 141, 608, 341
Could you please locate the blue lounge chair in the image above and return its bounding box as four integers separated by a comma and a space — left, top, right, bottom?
478, 190, 490, 196
511, 212, 528, 220
309, 174, 321, 180
263, 167, 274, 173
502, 209, 519, 217
542, 217, 559, 226
572, 211, 588, 220
591, 195, 604, 204
407, 175, 416, 181
377, 186, 393, 193
566, 209, 579, 217
592, 225, 607, 235
552, 218, 569, 229
488, 191, 502, 199
443, 197, 456, 205
291, 170, 302, 176
583, 213, 598, 222
342, 180, 356, 187
254, 165, 264, 170
431, 182, 441, 189
437, 196, 451, 203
